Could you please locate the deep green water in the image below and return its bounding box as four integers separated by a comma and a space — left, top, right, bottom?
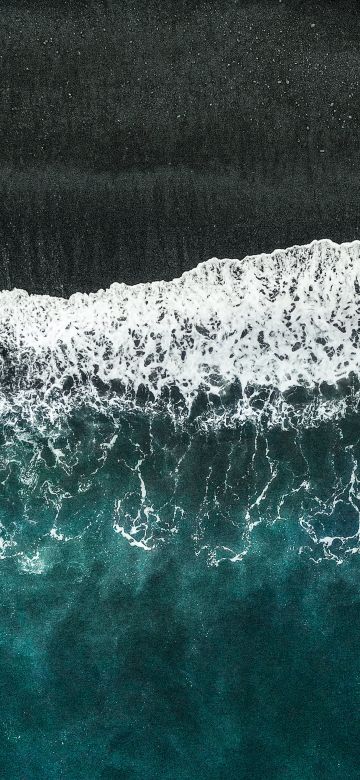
1, 404, 360, 778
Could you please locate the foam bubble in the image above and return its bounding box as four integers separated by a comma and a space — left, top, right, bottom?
1, 238, 360, 425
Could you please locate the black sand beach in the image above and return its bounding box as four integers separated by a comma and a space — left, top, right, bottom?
0, 0, 359, 292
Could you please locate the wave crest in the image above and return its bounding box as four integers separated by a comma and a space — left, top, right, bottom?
1, 239, 360, 424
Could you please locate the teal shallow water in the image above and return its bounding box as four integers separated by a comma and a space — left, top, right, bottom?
2, 233, 360, 778
1, 404, 360, 778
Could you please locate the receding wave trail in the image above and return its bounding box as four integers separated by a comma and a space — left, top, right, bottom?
0, 238, 360, 425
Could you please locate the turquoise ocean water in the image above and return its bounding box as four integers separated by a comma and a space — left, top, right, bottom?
1, 241, 360, 778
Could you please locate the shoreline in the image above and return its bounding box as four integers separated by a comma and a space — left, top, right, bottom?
0, 164, 359, 295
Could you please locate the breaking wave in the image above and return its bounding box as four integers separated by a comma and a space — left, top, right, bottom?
1, 238, 360, 427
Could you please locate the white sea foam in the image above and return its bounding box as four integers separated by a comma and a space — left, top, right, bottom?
1, 238, 360, 423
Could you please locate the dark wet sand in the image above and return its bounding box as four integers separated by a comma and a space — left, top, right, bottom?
0, 0, 359, 292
